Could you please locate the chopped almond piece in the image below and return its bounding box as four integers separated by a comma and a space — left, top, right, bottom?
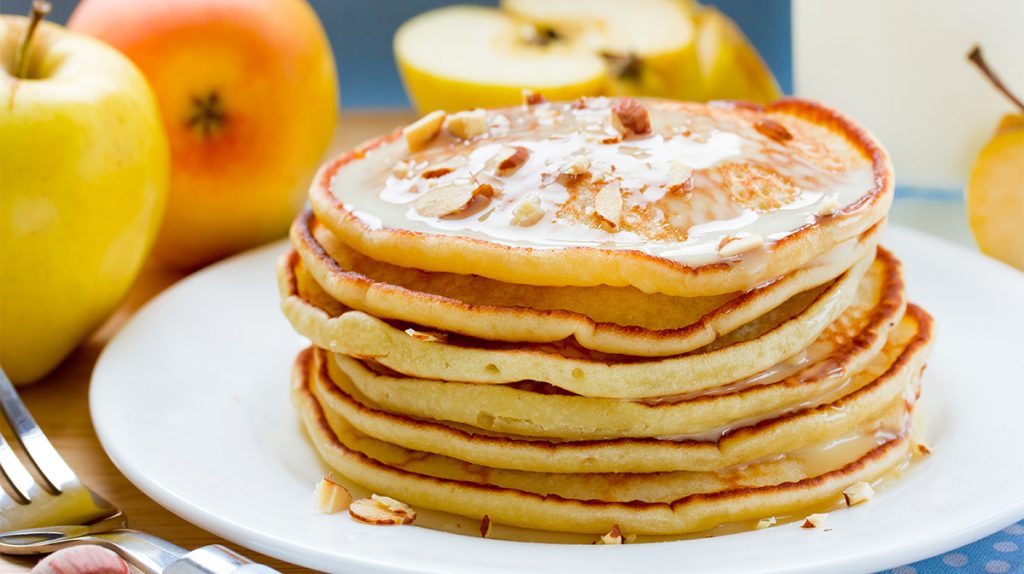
404, 328, 447, 343
447, 109, 488, 140
598, 524, 624, 544
801, 513, 828, 529
479, 514, 492, 538
667, 160, 693, 190
816, 194, 842, 216
511, 195, 544, 226
917, 443, 932, 455
562, 156, 591, 176
594, 181, 623, 228
718, 233, 765, 258
421, 166, 454, 179
522, 89, 546, 105
843, 482, 875, 506
755, 516, 777, 530
371, 494, 416, 516
610, 97, 651, 136
754, 118, 793, 143
494, 146, 531, 176
313, 476, 352, 514
391, 160, 412, 179
404, 110, 446, 152
413, 181, 493, 218
349, 496, 416, 525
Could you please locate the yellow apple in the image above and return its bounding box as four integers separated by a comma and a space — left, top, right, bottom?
966, 115, 1024, 270
394, 0, 699, 114
965, 46, 1024, 271
0, 5, 169, 384
693, 5, 781, 104
69, 0, 339, 269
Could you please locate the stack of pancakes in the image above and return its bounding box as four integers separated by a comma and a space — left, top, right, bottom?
279, 97, 934, 536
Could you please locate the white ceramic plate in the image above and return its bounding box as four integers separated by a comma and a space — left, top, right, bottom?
91, 226, 1024, 574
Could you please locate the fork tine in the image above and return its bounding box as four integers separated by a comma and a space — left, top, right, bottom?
0, 431, 33, 503
0, 369, 77, 494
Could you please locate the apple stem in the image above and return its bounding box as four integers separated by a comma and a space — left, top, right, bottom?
14, 0, 52, 79
967, 45, 1024, 113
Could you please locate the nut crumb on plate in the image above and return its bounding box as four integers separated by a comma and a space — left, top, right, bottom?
313, 475, 352, 514
801, 513, 828, 529
349, 495, 417, 525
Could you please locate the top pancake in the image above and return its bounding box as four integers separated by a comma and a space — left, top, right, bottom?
311, 97, 892, 296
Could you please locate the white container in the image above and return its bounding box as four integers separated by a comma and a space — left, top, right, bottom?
793, 0, 1024, 192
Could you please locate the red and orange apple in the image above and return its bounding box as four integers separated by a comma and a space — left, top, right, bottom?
69, 0, 339, 269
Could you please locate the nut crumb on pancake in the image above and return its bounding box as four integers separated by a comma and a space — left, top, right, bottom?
522, 89, 546, 105
413, 181, 494, 218
480, 514, 492, 538
842, 481, 875, 506
610, 97, 652, 136
755, 517, 777, 529
754, 118, 793, 143
391, 160, 412, 179
594, 181, 624, 228
598, 524, 624, 544
404, 328, 447, 343
718, 233, 765, 258
404, 110, 446, 152
447, 109, 488, 140
511, 195, 544, 226
494, 145, 531, 176
817, 194, 841, 216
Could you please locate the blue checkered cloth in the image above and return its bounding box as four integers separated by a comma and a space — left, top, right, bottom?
882, 520, 1024, 573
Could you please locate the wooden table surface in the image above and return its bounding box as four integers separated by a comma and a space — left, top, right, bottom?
0, 110, 415, 574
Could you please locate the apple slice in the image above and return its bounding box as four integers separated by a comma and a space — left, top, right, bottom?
502, 0, 700, 100
395, 5, 607, 113
694, 5, 781, 104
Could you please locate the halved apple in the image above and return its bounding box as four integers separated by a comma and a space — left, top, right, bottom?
395, 5, 607, 113
501, 0, 700, 100
394, 0, 699, 113
694, 5, 781, 104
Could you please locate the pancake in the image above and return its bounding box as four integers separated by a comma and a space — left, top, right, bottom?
293, 209, 885, 356
279, 247, 881, 399
294, 348, 920, 535
307, 305, 931, 473
326, 240, 905, 439
309, 97, 893, 296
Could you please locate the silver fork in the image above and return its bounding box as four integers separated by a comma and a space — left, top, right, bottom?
0, 368, 280, 573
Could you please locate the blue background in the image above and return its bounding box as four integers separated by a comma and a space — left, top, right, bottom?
2, 0, 793, 108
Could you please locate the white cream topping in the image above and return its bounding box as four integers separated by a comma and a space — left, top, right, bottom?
331, 98, 877, 267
